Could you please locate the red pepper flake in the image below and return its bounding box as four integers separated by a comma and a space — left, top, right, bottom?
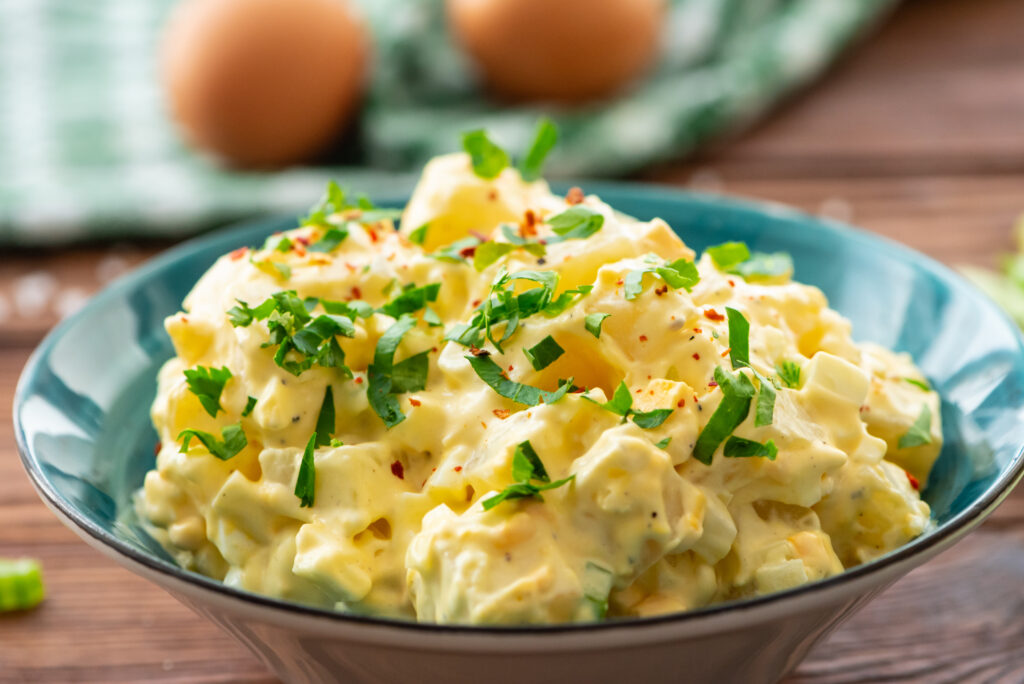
295, 236, 310, 246
728, 279, 735, 287
507, 365, 514, 372
390, 461, 405, 479
488, 190, 498, 201
654, 285, 668, 296
459, 245, 477, 258
616, 279, 624, 286
635, 388, 643, 394
344, 262, 357, 272
708, 381, 718, 388
471, 299, 482, 308
229, 247, 248, 261
570, 386, 585, 394
153, 442, 161, 456
906, 471, 920, 491
493, 409, 511, 419
704, 309, 725, 322
454, 466, 463, 472
180, 316, 189, 324
351, 286, 362, 299
639, 335, 648, 342
354, 377, 364, 385
720, 348, 731, 358
676, 399, 686, 408
522, 210, 538, 236
480, 421, 488, 429
469, 345, 490, 358
409, 398, 422, 407
693, 328, 703, 334
693, 394, 699, 403
565, 186, 585, 205
366, 227, 379, 243
692, 353, 700, 360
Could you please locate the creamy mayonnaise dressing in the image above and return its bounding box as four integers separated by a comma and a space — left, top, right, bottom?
141, 153, 941, 624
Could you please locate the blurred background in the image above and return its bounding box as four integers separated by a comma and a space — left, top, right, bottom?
2, 0, 1024, 681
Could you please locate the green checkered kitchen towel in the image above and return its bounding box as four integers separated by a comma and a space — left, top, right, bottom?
0, 0, 896, 245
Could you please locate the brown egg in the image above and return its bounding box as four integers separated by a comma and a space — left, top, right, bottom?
447, 0, 665, 104
162, 0, 370, 167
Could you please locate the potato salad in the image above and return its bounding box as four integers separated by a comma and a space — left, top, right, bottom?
141, 127, 941, 624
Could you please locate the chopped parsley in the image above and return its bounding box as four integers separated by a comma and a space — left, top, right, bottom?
898, 404, 933, 449
463, 130, 509, 179
624, 257, 699, 300
481, 440, 575, 510
466, 354, 572, 407
242, 396, 257, 417
446, 268, 560, 352
295, 432, 317, 507
183, 365, 232, 418
408, 223, 430, 246
582, 561, 613, 619
379, 283, 441, 318
692, 367, 756, 465
523, 335, 564, 371
655, 436, 673, 449
431, 236, 482, 264
905, 378, 931, 391
546, 206, 604, 242
726, 307, 775, 427
586, 381, 673, 429
723, 436, 778, 460
264, 234, 293, 253
517, 117, 558, 181
308, 227, 349, 253
473, 242, 517, 271
584, 312, 610, 338
178, 423, 247, 461
541, 285, 593, 317
227, 291, 356, 377
315, 387, 335, 447
367, 315, 429, 428
777, 360, 802, 389
706, 242, 750, 271
705, 241, 793, 281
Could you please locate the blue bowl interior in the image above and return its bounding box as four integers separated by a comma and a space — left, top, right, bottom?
15, 186, 1024, 604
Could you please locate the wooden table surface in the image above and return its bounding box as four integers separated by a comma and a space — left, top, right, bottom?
3, 0, 1024, 681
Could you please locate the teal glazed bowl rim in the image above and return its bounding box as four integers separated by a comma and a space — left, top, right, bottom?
15, 182, 1024, 634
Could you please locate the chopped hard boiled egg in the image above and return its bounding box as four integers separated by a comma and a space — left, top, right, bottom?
140, 129, 941, 625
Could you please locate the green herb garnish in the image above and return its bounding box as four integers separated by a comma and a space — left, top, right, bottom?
380, 283, 441, 318
466, 354, 572, 407
295, 432, 317, 507
706, 242, 750, 271
446, 268, 560, 352
242, 396, 257, 417
655, 436, 672, 449
524, 335, 564, 371
726, 307, 775, 427
367, 315, 429, 427
777, 360, 802, 389
463, 130, 510, 179
585, 312, 610, 339
905, 378, 931, 391
183, 365, 232, 418
898, 404, 933, 449
546, 206, 604, 242
315, 387, 335, 447
408, 223, 430, 246
518, 118, 558, 181
582, 561, 613, 619
178, 422, 248, 461
585, 380, 673, 429
473, 242, 516, 271
481, 440, 575, 510
308, 226, 349, 253
723, 436, 778, 460
624, 257, 700, 300
692, 367, 756, 465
